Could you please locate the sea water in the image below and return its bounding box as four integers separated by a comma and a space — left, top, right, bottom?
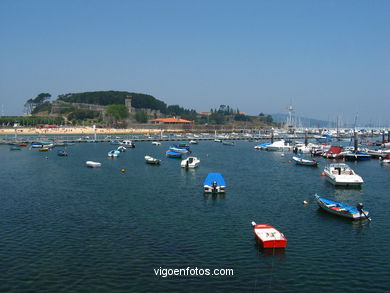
1, 141, 389, 292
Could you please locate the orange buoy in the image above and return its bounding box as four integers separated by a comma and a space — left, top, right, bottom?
288, 160, 291, 163
321, 172, 325, 176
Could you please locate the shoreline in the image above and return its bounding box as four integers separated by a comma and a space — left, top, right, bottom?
0, 127, 171, 135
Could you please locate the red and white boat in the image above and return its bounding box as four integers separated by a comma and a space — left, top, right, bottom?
251, 222, 287, 249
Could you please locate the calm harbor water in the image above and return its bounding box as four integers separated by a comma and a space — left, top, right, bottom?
1, 141, 390, 292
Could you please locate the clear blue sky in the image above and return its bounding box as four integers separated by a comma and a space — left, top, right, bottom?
1, 0, 389, 125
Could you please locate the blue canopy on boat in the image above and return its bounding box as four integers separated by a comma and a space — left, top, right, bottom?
317, 196, 359, 214
204, 173, 226, 187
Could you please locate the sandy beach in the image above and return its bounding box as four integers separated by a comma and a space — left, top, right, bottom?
0, 126, 175, 135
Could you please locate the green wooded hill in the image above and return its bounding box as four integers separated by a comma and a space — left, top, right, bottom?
27, 91, 276, 127
58, 91, 167, 112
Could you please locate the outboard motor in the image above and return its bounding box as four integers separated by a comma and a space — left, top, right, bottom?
356, 203, 364, 214
212, 181, 218, 193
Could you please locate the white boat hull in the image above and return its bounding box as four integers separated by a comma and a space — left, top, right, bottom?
86, 161, 101, 168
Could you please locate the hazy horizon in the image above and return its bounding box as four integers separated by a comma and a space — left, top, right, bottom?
1, 0, 389, 126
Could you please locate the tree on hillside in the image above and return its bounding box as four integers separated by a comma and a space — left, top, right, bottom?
34, 93, 51, 105
24, 93, 51, 114
106, 104, 129, 121
135, 111, 148, 123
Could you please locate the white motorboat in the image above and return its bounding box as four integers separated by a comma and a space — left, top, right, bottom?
108, 150, 120, 157
380, 153, 390, 165
117, 146, 126, 152
323, 163, 363, 186
86, 161, 101, 168
181, 156, 200, 168
151, 141, 161, 146
120, 140, 135, 148
189, 140, 198, 144
293, 143, 319, 154
266, 140, 293, 152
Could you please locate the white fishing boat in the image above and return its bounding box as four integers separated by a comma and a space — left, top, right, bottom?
323, 163, 363, 186
86, 161, 101, 168
181, 156, 200, 168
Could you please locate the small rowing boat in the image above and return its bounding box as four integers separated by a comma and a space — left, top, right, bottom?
315, 194, 370, 220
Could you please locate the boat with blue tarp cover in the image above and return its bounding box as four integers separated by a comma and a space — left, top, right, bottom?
166, 150, 182, 158
169, 146, 190, 154
315, 194, 370, 220
203, 173, 226, 193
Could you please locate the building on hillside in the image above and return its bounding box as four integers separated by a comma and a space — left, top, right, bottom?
152, 118, 194, 124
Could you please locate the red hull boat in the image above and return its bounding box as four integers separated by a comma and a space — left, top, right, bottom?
251, 222, 287, 249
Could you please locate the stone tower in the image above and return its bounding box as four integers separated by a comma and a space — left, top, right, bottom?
125, 96, 132, 113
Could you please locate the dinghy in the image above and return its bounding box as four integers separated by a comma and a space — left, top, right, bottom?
292, 156, 318, 166
144, 155, 161, 165
86, 161, 101, 168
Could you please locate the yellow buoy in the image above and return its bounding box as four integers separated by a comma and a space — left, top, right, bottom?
303, 200, 309, 205
121, 168, 126, 173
